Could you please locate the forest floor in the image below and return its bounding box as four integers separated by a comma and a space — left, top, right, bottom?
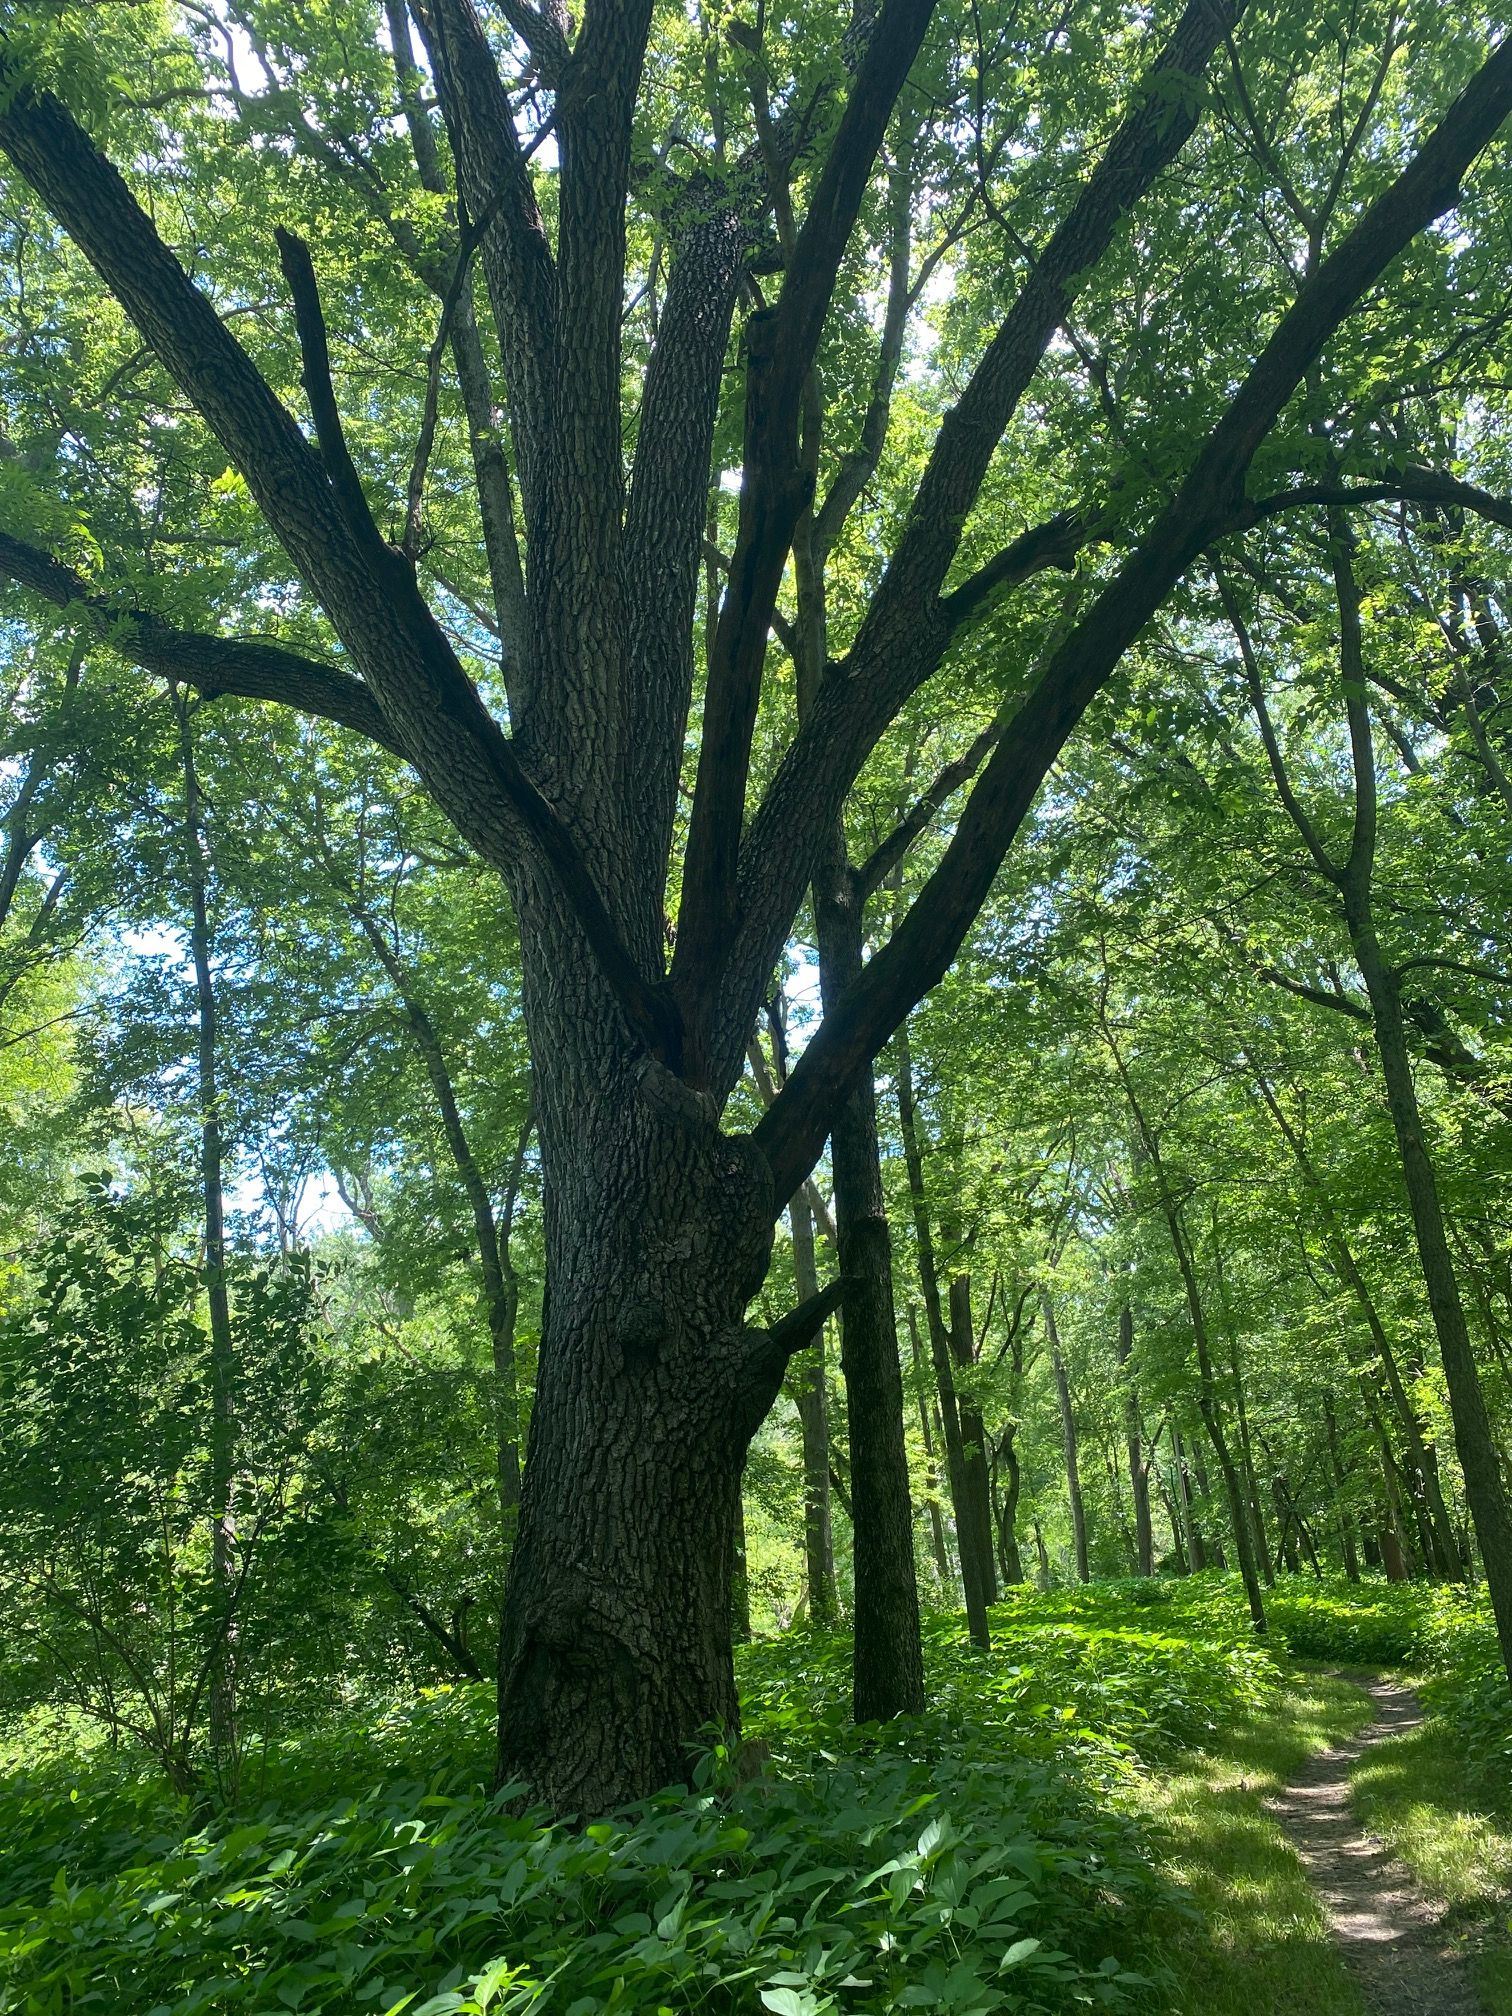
1132, 1663, 1512, 2016
1269, 1675, 1485, 2015
2, 1580, 1507, 2016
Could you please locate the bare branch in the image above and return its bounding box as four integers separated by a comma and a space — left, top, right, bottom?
855, 721, 1001, 903
274, 229, 379, 542
0, 530, 405, 756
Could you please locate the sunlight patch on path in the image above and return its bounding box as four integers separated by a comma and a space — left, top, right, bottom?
1269, 1678, 1486, 2016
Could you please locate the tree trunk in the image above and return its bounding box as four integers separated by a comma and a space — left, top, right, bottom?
896, 1025, 991, 1647
174, 691, 237, 1779
348, 908, 527, 1524
1106, 1024, 1266, 1625
1226, 1325, 1272, 1584
1161, 1451, 1190, 1574
1147, 1169, 1264, 1625
790, 1189, 837, 1624
1116, 1306, 1154, 1577
493, 1052, 780, 1812
1248, 1058, 1463, 1578
948, 1271, 998, 1605
1046, 1297, 1089, 1584
1381, 1451, 1415, 1582
1190, 1438, 1228, 1570
1032, 1516, 1051, 1591
1351, 908, 1512, 1674
1324, 1400, 1361, 1583
908, 1308, 956, 1590
1172, 1427, 1207, 1572
816, 856, 925, 1717
993, 1425, 1027, 1584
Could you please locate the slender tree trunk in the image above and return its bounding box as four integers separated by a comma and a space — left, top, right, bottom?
815, 855, 924, 1716
1240, 522, 1506, 1662
1190, 1439, 1228, 1569
1045, 1297, 1089, 1584
1172, 1427, 1208, 1572
1381, 1450, 1415, 1581
1224, 1321, 1273, 1584
1351, 916, 1512, 1662
907, 1308, 955, 1590
993, 1425, 1027, 1584
948, 1270, 998, 1605
896, 1025, 990, 1647
1104, 1010, 1265, 1624
1325, 1401, 1361, 1582
790, 1189, 837, 1624
173, 692, 238, 1778
351, 906, 526, 1523
1117, 1306, 1154, 1577
1248, 1061, 1463, 1577
1161, 1451, 1191, 1574
1144, 1160, 1263, 1621
1032, 1516, 1051, 1592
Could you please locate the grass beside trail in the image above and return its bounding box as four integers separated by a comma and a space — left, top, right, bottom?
1350, 1691, 1512, 2015
1124, 1667, 1373, 2016
1, 1576, 1504, 2014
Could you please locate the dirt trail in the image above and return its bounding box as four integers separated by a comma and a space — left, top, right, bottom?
1267, 1675, 1483, 2015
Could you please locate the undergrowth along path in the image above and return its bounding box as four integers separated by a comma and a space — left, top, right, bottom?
1269, 1675, 1486, 2016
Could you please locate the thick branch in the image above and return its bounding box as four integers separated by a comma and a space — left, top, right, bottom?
620, 204, 748, 901
739, 1278, 849, 1432
721, 0, 1244, 1087
496, 0, 569, 83
411, 0, 557, 538
275, 228, 378, 541
0, 63, 674, 1055
671, 0, 939, 1028
0, 530, 405, 755
751, 30, 1512, 1199
1237, 470, 1512, 535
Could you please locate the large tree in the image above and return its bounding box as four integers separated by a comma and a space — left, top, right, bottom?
3, 0, 1512, 1811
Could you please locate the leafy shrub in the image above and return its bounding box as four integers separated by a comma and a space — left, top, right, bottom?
0, 1684, 1171, 2015
0, 1588, 1292, 2016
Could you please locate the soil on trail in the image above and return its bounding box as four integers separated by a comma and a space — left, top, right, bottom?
1267, 1675, 1485, 2016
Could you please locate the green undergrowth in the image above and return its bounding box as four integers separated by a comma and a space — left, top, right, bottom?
0, 1583, 1282, 2016
0, 1573, 1504, 2015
